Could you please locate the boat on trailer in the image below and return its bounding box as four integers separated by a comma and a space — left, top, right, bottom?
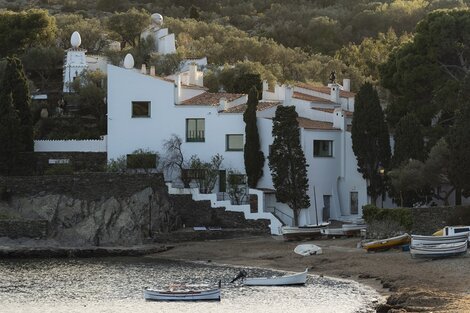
362, 233, 411, 252
410, 241, 468, 258
144, 283, 221, 301
411, 233, 468, 246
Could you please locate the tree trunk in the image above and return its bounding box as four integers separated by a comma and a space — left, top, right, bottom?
371, 196, 377, 207
292, 208, 299, 227
455, 188, 462, 205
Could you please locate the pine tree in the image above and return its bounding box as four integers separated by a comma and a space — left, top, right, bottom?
392, 113, 425, 167
3, 57, 33, 151
0, 90, 22, 175
243, 87, 264, 188
351, 82, 391, 206
448, 73, 470, 197
268, 106, 310, 226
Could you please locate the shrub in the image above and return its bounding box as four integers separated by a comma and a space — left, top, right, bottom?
363, 205, 413, 231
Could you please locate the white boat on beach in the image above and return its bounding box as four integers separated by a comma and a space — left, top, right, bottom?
410, 241, 468, 258
281, 223, 330, 240
144, 283, 221, 301
411, 233, 468, 246
294, 244, 322, 256
433, 226, 470, 237
231, 269, 308, 286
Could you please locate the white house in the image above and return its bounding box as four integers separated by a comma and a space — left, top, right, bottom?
107, 59, 368, 226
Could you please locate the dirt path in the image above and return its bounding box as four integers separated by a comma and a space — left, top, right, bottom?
149, 236, 470, 312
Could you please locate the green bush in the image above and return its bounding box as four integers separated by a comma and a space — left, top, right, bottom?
363, 205, 413, 231
44, 164, 74, 175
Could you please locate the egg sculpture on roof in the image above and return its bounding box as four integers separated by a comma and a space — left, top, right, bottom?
151, 13, 163, 26
70, 31, 82, 48
123, 53, 135, 69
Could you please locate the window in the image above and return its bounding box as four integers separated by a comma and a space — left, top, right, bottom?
186, 118, 205, 142
314, 140, 333, 157
226, 134, 244, 151
350, 192, 358, 214
132, 101, 151, 118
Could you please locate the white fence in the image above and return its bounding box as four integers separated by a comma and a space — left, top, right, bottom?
167, 183, 283, 235
34, 136, 107, 152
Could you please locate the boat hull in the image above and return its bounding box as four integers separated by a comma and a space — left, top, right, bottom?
281, 225, 328, 240
363, 234, 411, 251
411, 233, 468, 246
144, 288, 221, 301
243, 269, 308, 286
410, 241, 468, 258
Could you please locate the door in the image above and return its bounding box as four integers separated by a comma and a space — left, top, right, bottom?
350, 192, 358, 214
219, 170, 226, 192
322, 195, 331, 221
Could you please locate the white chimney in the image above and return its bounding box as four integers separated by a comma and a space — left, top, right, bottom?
189, 63, 197, 85
141, 64, 147, 74
343, 79, 351, 92
219, 97, 229, 111
330, 84, 340, 104
174, 74, 181, 104
150, 66, 156, 76
333, 107, 346, 130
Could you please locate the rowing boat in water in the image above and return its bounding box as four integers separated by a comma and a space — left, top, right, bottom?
410, 241, 468, 258
362, 233, 411, 252
144, 283, 221, 301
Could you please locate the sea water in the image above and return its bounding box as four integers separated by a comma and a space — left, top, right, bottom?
0, 257, 380, 313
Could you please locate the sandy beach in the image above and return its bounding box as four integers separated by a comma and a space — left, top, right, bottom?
150, 235, 470, 312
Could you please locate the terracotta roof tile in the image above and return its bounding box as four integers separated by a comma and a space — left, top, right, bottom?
293, 92, 335, 104
312, 107, 354, 117
295, 82, 355, 98
221, 101, 280, 113
180, 92, 244, 106
297, 117, 340, 131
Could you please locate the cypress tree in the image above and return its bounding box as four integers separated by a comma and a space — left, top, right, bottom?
243, 87, 265, 188
448, 74, 470, 197
268, 106, 310, 226
3, 57, 33, 151
351, 82, 391, 206
392, 113, 425, 167
0, 90, 22, 175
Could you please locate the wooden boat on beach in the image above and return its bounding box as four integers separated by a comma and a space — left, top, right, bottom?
281, 223, 330, 240
242, 268, 308, 286
411, 233, 468, 246
410, 241, 468, 258
362, 233, 411, 252
144, 283, 221, 301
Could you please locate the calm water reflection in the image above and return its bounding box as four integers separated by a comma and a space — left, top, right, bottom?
0, 257, 380, 313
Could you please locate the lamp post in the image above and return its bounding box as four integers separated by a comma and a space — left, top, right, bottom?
378, 162, 385, 208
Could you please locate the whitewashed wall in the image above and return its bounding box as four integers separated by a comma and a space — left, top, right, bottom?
34, 136, 107, 152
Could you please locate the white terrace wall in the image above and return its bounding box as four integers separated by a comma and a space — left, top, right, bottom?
34, 136, 107, 152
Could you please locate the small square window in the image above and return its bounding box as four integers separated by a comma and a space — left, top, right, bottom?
132, 101, 151, 118
314, 140, 333, 157
226, 134, 244, 151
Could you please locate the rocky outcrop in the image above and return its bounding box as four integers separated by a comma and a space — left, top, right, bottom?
0, 174, 180, 246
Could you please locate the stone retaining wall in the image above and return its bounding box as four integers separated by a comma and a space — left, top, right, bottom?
0, 173, 165, 201
35, 152, 107, 173
0, 220, 48, 239
411, 205, 470, 235
169, 194, 270, 232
